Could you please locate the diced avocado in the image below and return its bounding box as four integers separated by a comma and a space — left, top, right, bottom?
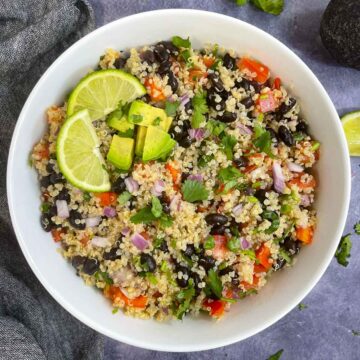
135, 126, 147, 156
143, 126, 176, 162
107, 109, 135, 137
128, 100, 170, 128
107, 135, 134, 170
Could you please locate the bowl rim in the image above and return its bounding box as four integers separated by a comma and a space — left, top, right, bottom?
7, 9, 351, 352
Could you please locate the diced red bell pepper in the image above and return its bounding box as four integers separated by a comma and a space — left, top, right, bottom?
273, 77, 281, 90
95, 192, 117, 207
203, 299, 226, 318
104, 286, 148, 308
237, 57, 269, 84
144, 77, 166, 102
296, 226, 313, 244
255, 244, 272, 271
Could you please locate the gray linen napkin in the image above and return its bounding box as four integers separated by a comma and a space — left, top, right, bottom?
0, 1, 104, 359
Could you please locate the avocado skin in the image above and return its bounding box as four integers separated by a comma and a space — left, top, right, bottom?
320, 0, 360, 70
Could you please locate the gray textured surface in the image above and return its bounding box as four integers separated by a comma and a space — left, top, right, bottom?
87, 1, 360, 359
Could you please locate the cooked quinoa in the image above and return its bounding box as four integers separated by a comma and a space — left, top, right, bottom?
32, 38, 319, 320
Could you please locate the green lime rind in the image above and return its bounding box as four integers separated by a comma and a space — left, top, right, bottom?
341, 110, 360, 157
56, 109, 111, 192
67, 69, 146, 121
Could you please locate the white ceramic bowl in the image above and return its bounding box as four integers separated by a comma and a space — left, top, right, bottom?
7, 9, 351, 352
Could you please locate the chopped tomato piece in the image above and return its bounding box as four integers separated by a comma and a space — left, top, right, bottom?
255, 244, 272, 271
296, 226, 313, 244
213, 235, 228, 260
244, 164, 257, 174
203, 56, 215, 68
80, 233, 90, 246
203, 299, 226, 318
51, 228, 66, 242
253, 264, 266, 273
104, 286, 148, 309
288, 174, 316, 190
188, 68, 207, 83
273, 77, 281, 90
140, 231, 150, 241
165, 163, 180, 184
258, 92, 277, 113
144, 77, 165, 102
35, 143, 50, 160
95, 192, 117, 207
237, 57, 269, 84
241, 275, 260, 290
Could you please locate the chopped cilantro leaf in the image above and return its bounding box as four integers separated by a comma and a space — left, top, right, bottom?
130, 114, 143, 124
83, 192, 91, 201
174, 284, 195, 319
41, 202, 51, 213
279, 249, 291, 263
130, 207, 156, 224
250, 0, 284, 16
191, 90, 208, 128
180, 49, 192, 66
198, 154, 214, 168
151, 196, 163, 218
206, 119, 226, 136
118, 191, 132, 205
254, 128, 273, 157
206, 269, 223, 299
235, 0, 247, 5
112, 307, 119, 314
146, 272, 158, 285
267, 349, 284, 360
94, 271, 113, 285
354, 222, 360, 235
182, 179, 209, 203
165, 101, 180, 117
159, 214, 173, 228
204, 236, 215, 250
218, 166, 243, 182
335, 233, 352, 267
352, 330, 360, 336
152, 117, 162, 126
298, 303, 308, 311
221, 134, 237, 160
172, 36, 191, 49
240, 249, 256, 261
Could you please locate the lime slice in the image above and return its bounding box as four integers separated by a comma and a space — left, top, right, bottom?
67, 69, 146, 121
57, 109, 111, 192
341, 110, 360, 156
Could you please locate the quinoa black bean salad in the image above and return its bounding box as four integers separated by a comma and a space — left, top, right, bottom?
32, 36, 320, 320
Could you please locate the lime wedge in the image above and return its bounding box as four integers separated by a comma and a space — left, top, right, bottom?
57, 109, 111, 192
341, 110, 360, 156
67, 69, 146, 121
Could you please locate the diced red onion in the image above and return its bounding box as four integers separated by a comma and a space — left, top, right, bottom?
85, 216, 101, 228
286, 161, 304, 173
188, 174, 203, 182
188, 128, 208, 141
166, 95, 176, 103
103, 206, 117, 218
131, 233, 148, 250
121, 227, 130, 236
237, 123, 253, 135
161, 307, 169, 315
272, 161, 286, 194
56, 200, 69, 219
180, 94, 190, 107
170, 194, 181, 212
232, 204, 243, 217
91, 236, 110, 248
125, 177, 139, 194
300, 195, 311, 207
151, 180, 165, 196
241, 237, 250, 249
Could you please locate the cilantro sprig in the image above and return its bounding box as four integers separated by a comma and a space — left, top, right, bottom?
221, 134, 237, 160
206, 269, 223, 299
165, 100, 180, 117
174, 281, 196, 319
172, 36, 191, 49
182, 179, 209, 203
335, 233, 352, 267
354, 222, 360, 235
191, 91, 208, 128
267, 349, 284, 360
234, 0, 284, 16
253, 123, 274, 158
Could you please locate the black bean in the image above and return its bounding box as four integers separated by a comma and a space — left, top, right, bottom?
40, 213, 54, 232
181, 172, 190, 183
234, 156, 249, 168
255, 189, 267, 203
208, 73, 224, 93
266, 127, 278, 141
157, 41, 179, 55
241, 97, 254, 109
49, 205, 58, 217
278, 97, 296, 115
205, 213, 229, 226
46, 163, 54, 173
159, 192, 170, 205
166, 71, 178, 92
244, 186, 256, 196
282, 237, 301, 255
140, 253, 156, 273
296, 121, 308, 134
210, 225, 226, 235
217, 111, 237, 123
154, 45, 169, 62
273, 257, 286, 271
198, 256, 216, 271
207, 90, 225, 111
249, 80, 261, 93
103, 247, 121, 261
49, 173, 64, 185
191, 272, 202, 295
175, 265, 190, 288
178, 135, 193, 148
223, 53, 236, 70
141, 50, 156, 65
114, 57, 127, 69
157, 60, 171, 75
40, 176, 50, 188
56, 189, 70, 202
69, 210, 85, 230
184, 101, 192, 114
158, 240, 169, 253
219, 90, 230, 101
232, 274, 240, 287
82, 258, 99, 275
71, 255, 86, 269
219, 266, 233, 276
235, 78, 250, 91
112, 177, 126, 194
183, 244, 196, 258
278, 125, 295, 146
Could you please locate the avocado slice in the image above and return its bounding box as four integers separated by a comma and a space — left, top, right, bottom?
142, 126, 176, 162
128, 100, 172, 130
135, 126, 147, 157
107, 135, 134, 170
107, 109, 134, 137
